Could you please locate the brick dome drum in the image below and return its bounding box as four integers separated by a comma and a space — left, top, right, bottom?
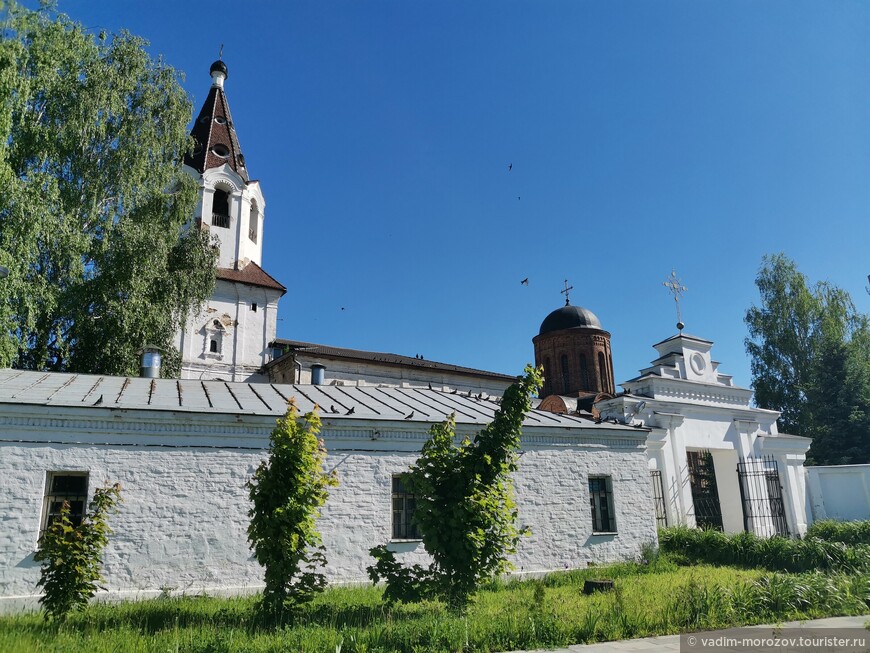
533, 303, 614, 397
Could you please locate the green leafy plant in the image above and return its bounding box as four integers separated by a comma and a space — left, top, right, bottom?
368, 365, 543, 613
0, 2, 216, 374
807, 520, 870, 546
34, 483, 122, 621
248, 400, 338, 618
659, 526, 870, 574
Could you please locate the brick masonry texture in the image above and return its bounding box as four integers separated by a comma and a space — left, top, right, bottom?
0, 435, 656, 610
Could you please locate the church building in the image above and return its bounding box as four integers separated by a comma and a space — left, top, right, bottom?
175, 60, 285, 382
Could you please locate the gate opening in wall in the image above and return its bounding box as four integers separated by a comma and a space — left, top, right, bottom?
737, 455, 789, 537
650, 470, 667, 528
687, 449, 723, 530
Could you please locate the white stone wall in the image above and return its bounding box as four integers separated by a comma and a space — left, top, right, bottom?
0, 427, 654, 611
807, 464, 870, 522
178, 279, 281, 382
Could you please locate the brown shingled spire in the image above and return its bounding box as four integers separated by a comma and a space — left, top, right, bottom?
184, 60, 249, 182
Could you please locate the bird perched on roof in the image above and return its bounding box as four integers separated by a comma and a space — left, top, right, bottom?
93, 394, 103, 406
346, 406, 355, 415
405, 411, 414, 420
427, 382, 433, 390
521, 278, 529, 285
330, 405, 338, 414
451, 388, 457, 394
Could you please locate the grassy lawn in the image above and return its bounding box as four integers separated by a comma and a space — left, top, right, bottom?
1, 559, 868, 652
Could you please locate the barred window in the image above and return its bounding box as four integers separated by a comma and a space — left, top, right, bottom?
392, 475, 421, 540
589, 476, 616, 533
41, 472, 88, 535
212, 189, 230, 228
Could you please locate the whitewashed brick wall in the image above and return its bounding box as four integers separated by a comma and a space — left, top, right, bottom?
0, 432, 655, 612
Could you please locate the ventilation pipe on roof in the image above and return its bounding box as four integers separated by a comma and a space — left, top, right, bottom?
140, 345, 163, 379
311, 364, 326, 386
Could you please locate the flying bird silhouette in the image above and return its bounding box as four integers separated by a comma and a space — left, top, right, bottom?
93, 394, 103, 406
521, 278, 529, 286
346, 406, 355, 415
508, 163, 512, 171
404, 411, 414, 420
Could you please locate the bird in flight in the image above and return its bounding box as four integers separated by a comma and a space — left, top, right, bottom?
517, 196, 521, 200
508, 163, 512, 171
521, 278, 529, 286
346, 406, 355, 415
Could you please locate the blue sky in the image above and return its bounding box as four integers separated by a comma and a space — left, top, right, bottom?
45, 1, 870, 390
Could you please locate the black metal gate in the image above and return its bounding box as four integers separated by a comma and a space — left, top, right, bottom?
737, 456, 789, 537
687, 450, 723, 530
650, 470, 667, 528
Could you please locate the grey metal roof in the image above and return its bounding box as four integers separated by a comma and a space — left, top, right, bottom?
268, 339, 516, 381
0, 369, 641, 431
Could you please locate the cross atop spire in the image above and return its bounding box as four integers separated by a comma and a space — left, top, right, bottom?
561, 279, 574, 306
663, 269, 687, 332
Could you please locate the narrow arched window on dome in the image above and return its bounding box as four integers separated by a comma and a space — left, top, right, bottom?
249, 199, 259, 243
543, 357, 551, 396
598, 351, 609, 392
212, 189, 230, 228
579, 353, 589, 390
560, 354, 570, 395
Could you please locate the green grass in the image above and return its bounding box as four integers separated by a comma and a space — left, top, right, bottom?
1, 560, 868, 652
807, 520, 870, 546
660, 526, 870, 573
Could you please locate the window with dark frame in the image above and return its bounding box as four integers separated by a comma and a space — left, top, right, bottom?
589, 476, 616, 533
392, 475, 421, 540
41, 472, 89, 535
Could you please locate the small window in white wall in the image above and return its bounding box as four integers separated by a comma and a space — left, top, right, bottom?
205, 319, 224, 358
251, 302, 257, 313
589, 476, 616, 533
212, 189, 230, 228
392, 475, 421, 540
41, 472, 89, 535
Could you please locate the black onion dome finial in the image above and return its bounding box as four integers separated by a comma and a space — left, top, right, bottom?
210, 59, 228, 79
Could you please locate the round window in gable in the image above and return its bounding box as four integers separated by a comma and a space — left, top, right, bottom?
212, 144, 230, 158
199, 115, 210, 124
215, 116, 227, 125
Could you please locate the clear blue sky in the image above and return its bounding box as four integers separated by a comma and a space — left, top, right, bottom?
45, 1, 870, 390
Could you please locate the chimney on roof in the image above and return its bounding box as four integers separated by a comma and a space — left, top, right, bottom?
311, 364, 326, 386
140, 345, 162, 379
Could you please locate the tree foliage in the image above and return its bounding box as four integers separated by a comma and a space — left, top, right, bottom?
247, 401, 338, 618
368, 365, 542, 613
0, 2, 215, 375
34, 483, 122, 621
745, 254, 870, 463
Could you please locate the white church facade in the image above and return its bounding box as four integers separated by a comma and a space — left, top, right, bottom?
596, 332, 811, 537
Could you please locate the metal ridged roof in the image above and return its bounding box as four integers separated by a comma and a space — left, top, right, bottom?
269, 339, 516, 380
0, 369, 640, 431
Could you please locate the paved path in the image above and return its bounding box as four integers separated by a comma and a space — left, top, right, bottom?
508, 615, 870, 652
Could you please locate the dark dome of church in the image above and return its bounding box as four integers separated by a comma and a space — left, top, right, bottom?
539, 304, 603, 335
210, 60, 228, 77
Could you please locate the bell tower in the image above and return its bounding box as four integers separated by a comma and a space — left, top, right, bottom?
176, 61, 286, 382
